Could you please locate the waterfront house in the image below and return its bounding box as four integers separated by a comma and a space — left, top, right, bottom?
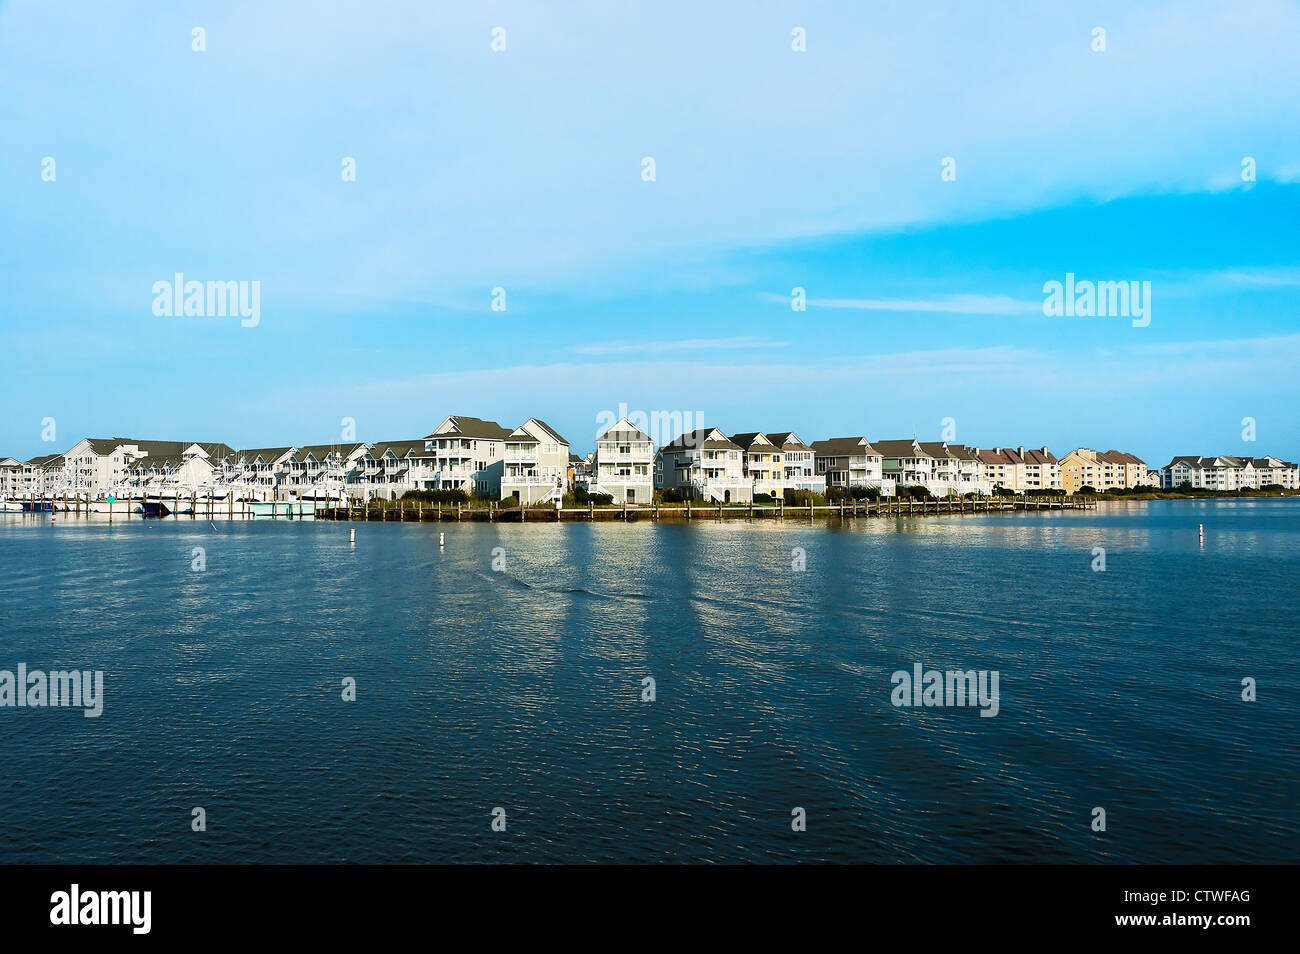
592, 417, 655, 503
658, 428, 750, 503
0, 458, 21, 498
219, 447, 296, 499
353, 440, 441, 500
812, 437, 891, 494
56, 438, 233, 499
123, 450, 220, 498
766, 431, 826, 494
501, 419, 569, 504
873, 439, 937, 493
425, 415, 513, 497
729, 432, 785, 498
281, 443, 369, 498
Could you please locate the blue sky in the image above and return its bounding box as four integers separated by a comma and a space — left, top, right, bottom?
1, 0, 1298, 462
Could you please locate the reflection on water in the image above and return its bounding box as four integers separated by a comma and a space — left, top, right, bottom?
0, 499, 1295, 863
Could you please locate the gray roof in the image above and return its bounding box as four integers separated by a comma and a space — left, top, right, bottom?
661, 428, 739, 451
872, 439, 931, 459
429, 416, 513, 441
765, 431, 810, 451
812, 437, 874, 457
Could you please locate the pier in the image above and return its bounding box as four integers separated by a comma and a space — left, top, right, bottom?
315, 496, 1098, 523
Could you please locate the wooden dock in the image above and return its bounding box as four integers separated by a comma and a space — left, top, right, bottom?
314, 496, 1098, 523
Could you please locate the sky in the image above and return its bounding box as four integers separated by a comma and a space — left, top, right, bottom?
1, 0, 1298, 463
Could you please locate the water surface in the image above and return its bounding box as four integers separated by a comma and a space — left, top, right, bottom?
1, 499, 1295, 863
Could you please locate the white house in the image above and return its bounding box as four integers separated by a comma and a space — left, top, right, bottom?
814, 437, 895, 495
425, 415, 512, 497
501, 419, 569, 504
592, 417, 655, 504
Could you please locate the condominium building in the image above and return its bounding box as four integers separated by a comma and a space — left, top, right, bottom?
354, 440, 440, 500
425, 415, 513, 496
218, 447, 296, 497
592, 417, 655, 503
280, 444, 369, 496
1059, 448, 1145, 493
976, 446, 1062, 493
501, 419, 569, 504
1161, 455, 1299, 490
657, 428, 750, 503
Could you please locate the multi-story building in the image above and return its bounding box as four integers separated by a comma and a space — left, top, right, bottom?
729, 433, 785, 497
657, 428, 750, 503
222, 447, 295, 497
0, 458, 22, 498
873, 439, 938, 493
280, 444, 369, 497
1059, 448, 1145, 493
501, 419, 569, 504
56, 438, 233, 498
592, 417, 655, 504
976, 446, 1061, 493
425, 415, 512, 496
1161, 455, 1299, 490
812, 437, 892, 494
353, 440, 441, 500
766, 431, 826, 493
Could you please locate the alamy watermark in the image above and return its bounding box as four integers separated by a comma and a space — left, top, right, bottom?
595, 402, 703, 448
1, 664, 103, 717
1042, 273, 1150, 327
152, 273, 260, 327
891, 663, 1000, 717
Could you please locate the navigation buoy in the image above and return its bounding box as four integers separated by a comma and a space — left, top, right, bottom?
439, 532, 445, 548
349, 528, 356, 546
1198, 523, 1204, 544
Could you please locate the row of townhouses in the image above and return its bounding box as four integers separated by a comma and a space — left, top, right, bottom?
0, 416, 578, 505
1160, 455, 1300, 490
5, 416, 1296, 504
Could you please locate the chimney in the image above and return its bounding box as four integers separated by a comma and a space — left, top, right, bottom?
1017, 446, 1024, 455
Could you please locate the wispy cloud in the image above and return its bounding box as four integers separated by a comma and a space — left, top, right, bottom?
759, 291, 1040, 315
573, 336, 790, 356
807, 294, 1040, 315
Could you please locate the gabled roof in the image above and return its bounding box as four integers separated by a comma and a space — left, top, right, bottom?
368, 440, 432, 460
872, 439, 930, 459
286, 443, 367, 463
596, 417, 652, 443
918, 441, 962, 460
661, 427, 738, 451
765, 431, 810, 451
508, 419, 569, 446
1104, 449, 1145, 466
26, 453, 63, 467
811, 436, 872, 457
226, 447, 294, 466
428, 415, 513, 441
728, 432, 772, 451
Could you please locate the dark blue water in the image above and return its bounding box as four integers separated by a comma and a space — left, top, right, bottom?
1, 499, 1296, 863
